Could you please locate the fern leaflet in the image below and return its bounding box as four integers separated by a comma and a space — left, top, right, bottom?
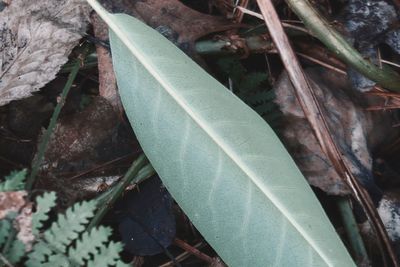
32, 192, 57, 236
87, 242, 128, 267
44, 200, 97, 253
5, 239, 25, 264
26, 241, 53, 267
0, 169, 27, 192
68, 226, 112, 265
0, 219, 11, 247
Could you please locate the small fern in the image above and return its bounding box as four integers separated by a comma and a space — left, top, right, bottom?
87, 242, 128, 267
0, 169, 27, 192
44, 200, 97, 253
68, 226, 112, 265
0, 170, 128, 266
5, 239, 25, 264
216, 57, 281, 126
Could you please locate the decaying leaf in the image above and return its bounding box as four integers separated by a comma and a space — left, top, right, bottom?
0, 0, 91, 106
0, 191, 26, 219
38, 97, 117, 170
361, 190, 400, 258
15, 202, 34, 251
0, 191, 34, 251
34, 96, 141, 205
275, 67, 397, 196
339, 0, 400, 91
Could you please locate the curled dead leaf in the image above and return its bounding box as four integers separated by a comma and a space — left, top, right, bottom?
0, 0, 91, 106
275, 67, 398, 196
0, 191, 27, 219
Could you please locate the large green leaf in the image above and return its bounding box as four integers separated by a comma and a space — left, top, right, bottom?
87, 1, 355, 266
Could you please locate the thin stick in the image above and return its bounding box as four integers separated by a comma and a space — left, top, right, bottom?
238, 3, 400, 91
0, 253, 13, 267
295, 52, 346, 74
173, 238, 213, 264
159, 242, 206, 267
236, 6, 311, 35
256, 0, 398, 266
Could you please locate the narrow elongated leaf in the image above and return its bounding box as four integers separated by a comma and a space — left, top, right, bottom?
87, 1, 355, 266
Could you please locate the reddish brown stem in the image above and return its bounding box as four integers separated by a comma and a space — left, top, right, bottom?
173, 238, 213, 264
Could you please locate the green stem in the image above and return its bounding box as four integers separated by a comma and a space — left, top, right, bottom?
95, 163, 155, 206
195, 36, 274, 55
0, 253, 12, 267
337, 197, 370, 264
60, 53, 98, 73
26, 45, 90, 190
284, 0, 400, 91
87, 154, 149, 230
1, 226, 17, 261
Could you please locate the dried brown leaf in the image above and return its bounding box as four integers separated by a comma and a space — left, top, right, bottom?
257, 0, 398, 264
0, 191, 26, 219
275, 68, 374, 195
100, 0, 236, 44
0, 0, 91, 106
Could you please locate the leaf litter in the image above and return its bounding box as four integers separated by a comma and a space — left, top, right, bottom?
1, 0, 400, 266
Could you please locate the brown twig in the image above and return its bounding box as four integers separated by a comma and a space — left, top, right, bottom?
256, 0, 398, 266
67, 153, 137, 180
159, 242, 206, 267
173, 238, 213, 264
236, 6, 312, 35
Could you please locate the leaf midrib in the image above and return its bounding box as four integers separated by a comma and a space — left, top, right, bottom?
87, 1, 333, 264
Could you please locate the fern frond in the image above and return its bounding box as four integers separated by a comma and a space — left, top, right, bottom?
0, 169, 27, 192
0, 219, 11, 247
43, 253, 70, 267
240, 89, 281, 124
115, 261, 131, 267
32, 192, 57, 236
68, 226, 112, 265
87, 241, 125, 267
4, 239, 25, 264
44, 200, 97, 253
243, 90, 275, 106
26, 241, 53, 267
238, 72, 268, 92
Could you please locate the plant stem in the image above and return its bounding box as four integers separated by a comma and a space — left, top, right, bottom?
337, 197, 370, 265
60, 53, 98, 73
26, 44, 90, 191
95, 163, 155, 206
195, 36, 274, 55
87, 154, 149, 230
0, 253, 13, 267
1, 229, 17, 262
284, 0, 400, 91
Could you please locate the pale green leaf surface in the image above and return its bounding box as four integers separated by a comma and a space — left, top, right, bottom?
87, 1, 356, 266
0, 169, 26, 192
44, 200, 96, 252
32, 192, 57, 236
68, 226, 112, 264
5, 239, 25, 264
